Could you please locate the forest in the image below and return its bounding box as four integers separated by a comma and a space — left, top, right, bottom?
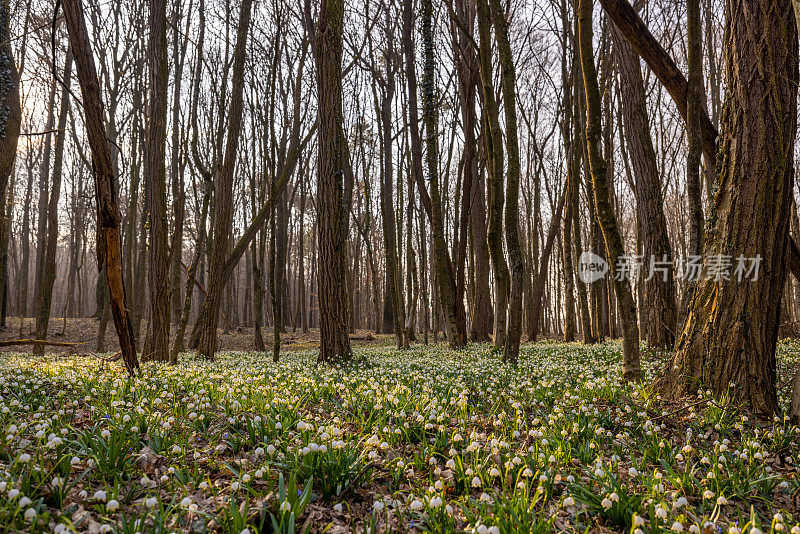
0, 0, 800, 531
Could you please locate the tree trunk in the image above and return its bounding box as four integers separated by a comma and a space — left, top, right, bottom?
0, 0, 21, 326
612, 29, 677, 350
476, 0, 509, 350
314, 0, 353, 363
63, 0, 139, 374
193, 0, 252, 359
33, 49, 72, 355
404, 0, 467, 348
578, 0, 641, 381
487, 0, 524, 362
663, 0, 797, 418
145, 0, 171, 361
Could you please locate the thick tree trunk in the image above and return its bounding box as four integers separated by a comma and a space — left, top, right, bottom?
63, 0, 139, 374
145, 0, 171, 362
578, 0, 641, 381
314, 0, 353, 363
663, 0, 797, 418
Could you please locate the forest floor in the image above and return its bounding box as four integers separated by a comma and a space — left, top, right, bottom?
1, 341, 799, 533
0, 317, 397, 355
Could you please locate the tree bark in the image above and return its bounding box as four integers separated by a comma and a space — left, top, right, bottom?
314, 0, 353, 363
404, 0, 467, 348
578, 0, 641, 381
612, 29, 677, 350
0, 0, 21, 325
488, 0, 524, 362
193, 0, 252, 358
476, 0, 509, 350
145, 0, 171, 361
63, 0, 139, 374
663, 0, 797, 418
33, 49, 73, 356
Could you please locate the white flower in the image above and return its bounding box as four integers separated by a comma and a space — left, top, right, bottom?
334, 503, 343, 513
94, 490, 107, 502
180, 497, 192, 509
716, 496, 728, 506
633, 515, 645, 526
674, 497, 688, 508
790, 527, 800, 534
410, 499, 424, 511
655, 506, 668, 519
689, 525, 701, 534
19, 496, 32, 507
471, 476, 481, 488
601, 497, 613, 509
18, 453, 31, 463
703, 490, 715, 499
106, 500, 120, 512
146, 497, 158, 508
479, 493, 493, 503
609, 492, 619, 502
429, 496, 443, 507
279, 500, 291, 512
563, 496, 575, 507
241, 473, 251, 483
671, 522, 684, 532
373, 501, 384, 512
24, 508, 36, 521
172, 445, 182, 453
750, 528, 762, 534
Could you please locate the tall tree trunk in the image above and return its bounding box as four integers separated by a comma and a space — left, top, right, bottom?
33, 49, 73, 355
578, 0, 641, 381
681, 0, 705, 329
314, 0, 353, 363
145, 0, 171, 361
452, 0, 492, 342
377, 19, 407, 349
664, 0, 797, 418
476, 0, 509, 350
63, 0, 139, 374
193, 0, 252, 359
404, 0, 467, 348
488, 0, 524, 362
0, 0, 21, 327
613, 29, 677, 350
